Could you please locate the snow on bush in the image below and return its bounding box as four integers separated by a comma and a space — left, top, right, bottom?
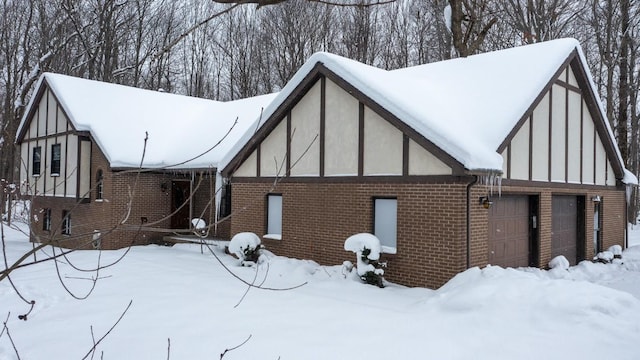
608, 245, 623, 257
229, 232, 263, 265
344, 233, 385, 287
596, 251, 614, 263
549, 255, 570, 270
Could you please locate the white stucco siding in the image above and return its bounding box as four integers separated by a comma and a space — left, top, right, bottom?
595, 136, 607, 185
79, 138, 91, 198
28, 109, 38, 138
606, 161, 616, 186
531, 92, 550, 181
46, 90, 58, 135
501, 148, 508, 176
510, 118, 530, 180
325, 79, 358, 176
568, 66, 579, 87
567, 91, 582, 183
20, 143, 28, 186
234, 150, 257, 177
66, 135, 79, 197
290, 81, 320, 176
260, 120, 287, 177
363, 106, 402, 176
57, 104, 68, 134
582, 101, 595, 184
408, 139, 451, 175
37, 91, 47, 136
550, 84, 566, 182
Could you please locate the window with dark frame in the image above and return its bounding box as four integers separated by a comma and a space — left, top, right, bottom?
62, 210, 71, 235
373, 197, 398, 252
266, 194, 282, 236
32, 146, 42, 176
96, 169, 104, 200
43, 208, 51, 231
51, 144, 61, 176
220, 182, 232, 218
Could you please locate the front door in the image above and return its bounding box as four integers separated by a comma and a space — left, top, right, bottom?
171, 180, 191, 230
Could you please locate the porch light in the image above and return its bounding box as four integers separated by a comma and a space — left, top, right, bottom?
591, 195, 601, 204
479, 196, 493, 209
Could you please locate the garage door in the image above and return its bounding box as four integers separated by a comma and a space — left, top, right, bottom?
551, 196, 578, 265
488, 196, 530, 268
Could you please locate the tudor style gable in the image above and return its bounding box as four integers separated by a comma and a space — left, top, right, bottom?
226, 67, 458, 180
17, 80, 92, 199
498, 54, 621, 187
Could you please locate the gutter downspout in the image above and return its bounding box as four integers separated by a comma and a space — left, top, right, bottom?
466, 175, 479, 269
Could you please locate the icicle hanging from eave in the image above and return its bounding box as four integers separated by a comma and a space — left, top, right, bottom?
476, 170, 503, 197
214, 170, 224, 234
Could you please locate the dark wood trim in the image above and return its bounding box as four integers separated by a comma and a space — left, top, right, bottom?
528, 115, 533, 181
498, 52, 574, 154
76, 137, 81, 198
565, 84, 569, 183
286, 112, 291, 177
358, 102, 364, 177
507, 144, 511, 179
402, 134, 409, 176
231, 174, 475, 185
63, 133, 69, 196
580, 96, 584, 183
593, 123, 596, 183
21, 130, 91, 142
46, 89, 51, 137
554, 79, 581, 93
501, 178, 619, 190
548, 85, 553, 182
320, 76, 326, 177
256, 143, 261, 178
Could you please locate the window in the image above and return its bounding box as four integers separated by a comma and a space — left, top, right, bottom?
51, 144, 61, 176
32, 146, 42, 176
593, 200, 602, 255
42, 208, 51, 231
374, 198, 397, 253
266, 194, 282, 239
220, 182, 232, 218
61, 210, 71, 235
96, 169, 104, 200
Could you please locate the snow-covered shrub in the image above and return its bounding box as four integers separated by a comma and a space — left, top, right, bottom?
191, 218, 206, 235
548, 255, 570, 271
229, 232, 263, 266
608, 245, 623, 259
344, 233, 385, 288
595, 245, 624, 264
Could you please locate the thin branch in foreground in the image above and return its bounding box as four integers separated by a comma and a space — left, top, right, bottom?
1, 313, 22, 360
81, 300, 133, 360
220, 334, 252, 359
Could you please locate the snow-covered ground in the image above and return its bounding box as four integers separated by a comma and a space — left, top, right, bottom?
2, 221, 640, 359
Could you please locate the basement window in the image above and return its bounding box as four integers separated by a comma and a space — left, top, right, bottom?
61, 210, 71, 235
374, 197, 397, 254
51, 144, 61, 176
265, 194, 282, 240
32, 146, 41, 176
42, 208, 51, 231
96, 169, 104, 200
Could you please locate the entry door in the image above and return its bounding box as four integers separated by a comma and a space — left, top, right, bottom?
593, 202, 602, 255
488, 196, 531, 268
171, 181, 191, 230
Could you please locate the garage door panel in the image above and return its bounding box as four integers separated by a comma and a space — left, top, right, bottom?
489, 196, 530, 268
551, 196, 578, 265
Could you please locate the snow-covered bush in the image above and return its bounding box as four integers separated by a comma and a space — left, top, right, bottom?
344, 233, 385, 288
595, 245, 624, 264
229, 232, 263, 266
191, 218, 206, 235
549, 255, 570, 271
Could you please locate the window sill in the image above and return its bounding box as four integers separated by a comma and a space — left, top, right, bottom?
381, 246, 397, 255
95, 199, 104, 203
263, 234, 282, 240
32, 174, 41, 178
51, 174, 60, 177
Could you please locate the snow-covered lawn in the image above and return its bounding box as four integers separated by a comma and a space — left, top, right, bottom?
2, 222, 640, 360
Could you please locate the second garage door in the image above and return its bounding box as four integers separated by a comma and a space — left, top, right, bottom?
488, 195, 531, 268
551, 195, 579, 265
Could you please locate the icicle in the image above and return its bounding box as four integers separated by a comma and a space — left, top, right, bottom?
214, 169, 223, 235
477, 171, 503, 197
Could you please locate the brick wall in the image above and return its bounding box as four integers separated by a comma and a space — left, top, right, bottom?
231, 179, 628, 289
230, 179, 471, 289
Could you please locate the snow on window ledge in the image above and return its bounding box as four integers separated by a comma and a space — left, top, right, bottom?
95, 199, 104, 203
381, 246, 397, 255
263, 234, 282, 240
51, 173, 60, 177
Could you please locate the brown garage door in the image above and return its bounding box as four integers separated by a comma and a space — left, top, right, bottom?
488, 195, 530, 268
551, 196, 578, 265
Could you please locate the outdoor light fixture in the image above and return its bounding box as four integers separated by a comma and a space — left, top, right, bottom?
160, 182, 169, 193
592, 195, 601, 204
479, 196, 493, 209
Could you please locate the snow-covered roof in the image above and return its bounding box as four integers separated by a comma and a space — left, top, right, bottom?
17, 73, 277, 169
220, 38, 625, 176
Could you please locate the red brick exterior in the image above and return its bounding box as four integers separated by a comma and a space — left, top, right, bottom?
28, 142, 225, 249
230, 178, 628, 289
